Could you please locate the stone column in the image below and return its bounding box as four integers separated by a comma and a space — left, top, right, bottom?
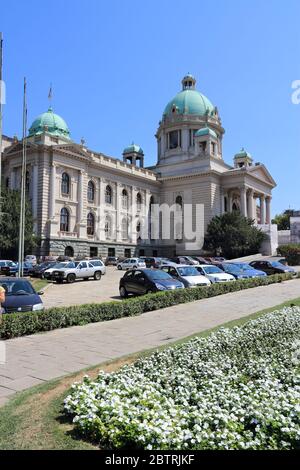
240, 187, 247, 217
228, 191, 233, 213
220, 189, 225, 214
32, 164, 38, 231
266, 197, 272, 225
49, 163, 56, 219
116, 183, 122, 242
97, 178, 104, 241
260, 195, 266, 224
247, 189, 254, 221
77, 170, 83, 224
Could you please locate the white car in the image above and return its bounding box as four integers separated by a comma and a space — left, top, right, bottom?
195, 264, 235, 283
52, 260, 104, 283
117, 258, 146, 271
88, 259, 106, 275
161, 265, 211, 288
44, 262, 69, 280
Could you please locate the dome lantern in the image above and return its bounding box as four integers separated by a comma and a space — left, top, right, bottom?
181, 73, 196, 90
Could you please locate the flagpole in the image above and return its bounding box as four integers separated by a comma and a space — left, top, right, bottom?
0, 32, 3, 220
18, 77, 27, 278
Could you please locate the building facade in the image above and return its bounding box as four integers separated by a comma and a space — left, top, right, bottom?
1, 74, 277, 258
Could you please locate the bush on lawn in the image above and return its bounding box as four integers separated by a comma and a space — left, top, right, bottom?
278, 244, 300, 266
0, 273, 297, 340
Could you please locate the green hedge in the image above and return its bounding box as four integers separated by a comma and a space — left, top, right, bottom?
0, 273, 298, 340
278, 244, 300, 266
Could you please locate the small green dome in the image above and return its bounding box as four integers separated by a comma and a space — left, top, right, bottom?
163, 75, 215, 118
234, 147, 252, 159
123, 143, 144, 155
195, 127, 217, 138
28, 107, 71, 139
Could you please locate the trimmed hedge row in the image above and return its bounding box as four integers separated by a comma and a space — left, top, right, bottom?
0, 272, 299, 340
278, 244, 300, 266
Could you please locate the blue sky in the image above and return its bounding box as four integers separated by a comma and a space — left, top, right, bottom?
1, 0, 299, 216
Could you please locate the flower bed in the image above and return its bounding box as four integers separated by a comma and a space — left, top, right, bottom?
65, 306, 300, 450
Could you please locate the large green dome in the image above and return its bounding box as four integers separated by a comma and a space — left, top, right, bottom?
28, 107, 71, 139
163, 74, 215, 118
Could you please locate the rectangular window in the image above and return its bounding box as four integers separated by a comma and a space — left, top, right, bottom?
108, 247, 115, 257
168, 130, 181, 150
124, 249, 131, 258
90, 247, 98, 258
189, 129, 196, 147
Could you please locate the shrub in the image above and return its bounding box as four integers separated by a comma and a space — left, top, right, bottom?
0, 273, 296, 340
278, 244, 300, 266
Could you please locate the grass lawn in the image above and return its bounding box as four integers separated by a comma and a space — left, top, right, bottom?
0, 296, 299, 450
30, 278, 49, 293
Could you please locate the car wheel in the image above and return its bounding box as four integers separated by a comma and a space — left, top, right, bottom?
67, 274, 76, 284
117, 265, 122, 271
94, 271, 102, 281
119, 286, 128, 298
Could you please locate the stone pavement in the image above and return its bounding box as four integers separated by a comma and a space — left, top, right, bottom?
0, 278, 299, 406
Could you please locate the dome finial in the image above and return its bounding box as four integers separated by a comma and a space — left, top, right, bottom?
182, 73, 196, 90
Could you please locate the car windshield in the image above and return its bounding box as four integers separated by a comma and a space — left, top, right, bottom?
271, 261, 285, 268
203, 266, 223, 274
177, 267, 199, 276
232, 263, 253, 271
53, 263, 68, 269
222, 264, 241, 273
0, 280, 35, 296
146, 270, 172, 281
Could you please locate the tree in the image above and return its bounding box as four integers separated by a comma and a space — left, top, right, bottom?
0, 188, 37, 259
272, 210, 294, 230
204, 212, 267, 259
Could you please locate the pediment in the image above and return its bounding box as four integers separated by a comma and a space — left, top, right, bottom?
3, 141, 36, 156
54, 143, 91, 159
247, 164, 276, 186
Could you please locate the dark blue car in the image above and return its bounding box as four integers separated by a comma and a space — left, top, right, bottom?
5, 262, 33, 277
0, 278, 44, 314
119, 268, 184, 298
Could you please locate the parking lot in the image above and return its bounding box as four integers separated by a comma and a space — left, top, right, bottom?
42, 267, 124, 308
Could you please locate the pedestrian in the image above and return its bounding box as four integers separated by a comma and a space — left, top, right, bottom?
0, 285, 5, 314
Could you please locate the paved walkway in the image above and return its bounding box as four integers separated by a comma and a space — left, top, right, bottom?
0, 278, 300, 406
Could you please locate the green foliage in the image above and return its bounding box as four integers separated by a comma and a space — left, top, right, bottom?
204, 212, 267, 258
278, 244, 300, 266
0, 187, 37, 259
0, 273, 296, 340
272, 210, 294, 230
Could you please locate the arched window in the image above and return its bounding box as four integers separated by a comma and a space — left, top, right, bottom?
105, 185, 112, 204
136, 192, 142, 211
122, 189, 129, 210
87, 212, 95, 236
121, 218, 128, 240
65, 246, 74, 257
60, 207, 70, 232
136, 221, 141, 233
61, 172, 70, 195
175, 195, 183, 208
87, 181, 95, 202
105, 217, 111, 239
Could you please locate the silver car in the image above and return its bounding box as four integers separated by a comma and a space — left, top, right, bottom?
117, 258, 146, 271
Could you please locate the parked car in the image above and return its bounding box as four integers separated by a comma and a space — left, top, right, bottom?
169, 256, 195, 265
30, 261, 57, 278
5, 262, 33, 277
195, 264, 235, 283
119, 268, 184, 298
44, 262, 69, 280
88, 259, 106, 275
0, 278, 44, 313
219, 262, 267, 279
204, 257, 226, 265
191, 256, 210, 265
117, 258, 146, 271
0, 260, 17, 276
25, 255, 37, 266
51, 261, 104, 283
160, 265, 211, 287
105, 256, 118, 266
249, 260, 296, 276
